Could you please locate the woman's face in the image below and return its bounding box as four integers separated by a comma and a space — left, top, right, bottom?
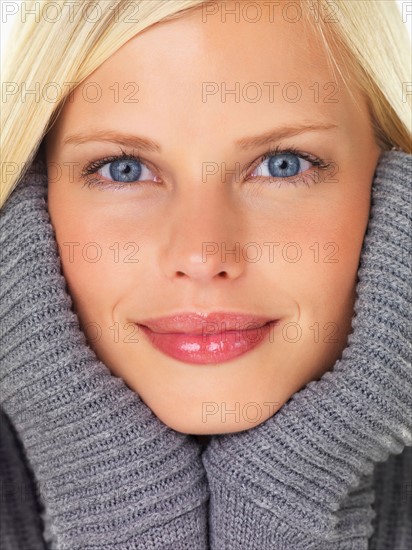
46, 1, 381, 435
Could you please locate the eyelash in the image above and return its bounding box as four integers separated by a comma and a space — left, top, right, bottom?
249, 145, 332, 188
80, 145, 333, 191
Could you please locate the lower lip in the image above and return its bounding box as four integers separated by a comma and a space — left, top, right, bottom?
138, 321, 278, 365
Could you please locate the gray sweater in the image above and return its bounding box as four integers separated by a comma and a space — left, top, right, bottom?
0, 149, 411, 549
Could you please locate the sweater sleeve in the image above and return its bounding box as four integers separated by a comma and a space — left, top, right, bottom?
0, 158, 209, 550
201, 149, 412, 549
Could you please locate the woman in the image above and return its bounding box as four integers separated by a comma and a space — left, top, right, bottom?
1, 0, 410, 548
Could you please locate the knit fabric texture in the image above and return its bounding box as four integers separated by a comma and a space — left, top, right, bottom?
200, 149, 412, 549
0, 149, 411, 549
0, 155, 209, 549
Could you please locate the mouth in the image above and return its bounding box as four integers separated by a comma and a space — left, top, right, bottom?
137, 311, 277, 333
135, 312, 280, 365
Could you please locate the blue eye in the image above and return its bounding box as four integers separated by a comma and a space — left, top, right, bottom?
98, 157, 157, 183
81, 151, 159, 189
81, 146, 331, 190
100, 158, 142, 182
251, 152, 312, 179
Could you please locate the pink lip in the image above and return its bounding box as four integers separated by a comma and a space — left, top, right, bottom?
136, 312, 279, 364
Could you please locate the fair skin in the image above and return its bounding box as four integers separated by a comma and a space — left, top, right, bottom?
45, 1, 381, 436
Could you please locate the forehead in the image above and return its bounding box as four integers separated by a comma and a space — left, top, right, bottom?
76, 3, 338, 94
50, 1, 369, 146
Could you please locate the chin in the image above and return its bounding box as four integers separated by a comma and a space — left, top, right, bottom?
158, 412, 272, 436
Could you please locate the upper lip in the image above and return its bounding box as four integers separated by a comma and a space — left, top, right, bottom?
137, 312, 278, 334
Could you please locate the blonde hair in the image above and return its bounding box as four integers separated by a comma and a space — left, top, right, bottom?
1, 0, 411, 208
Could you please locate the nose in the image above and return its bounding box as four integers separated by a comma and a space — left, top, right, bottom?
159, 186, 247, 285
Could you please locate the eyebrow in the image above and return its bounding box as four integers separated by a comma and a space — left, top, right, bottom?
62, 130, 161, 153
62, 122, 338, 152
235, 122, 338, 149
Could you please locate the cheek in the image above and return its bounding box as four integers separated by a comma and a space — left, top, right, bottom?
267, 200, 367, 333
47, 187, 120, 327
47, 191, 160, 349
